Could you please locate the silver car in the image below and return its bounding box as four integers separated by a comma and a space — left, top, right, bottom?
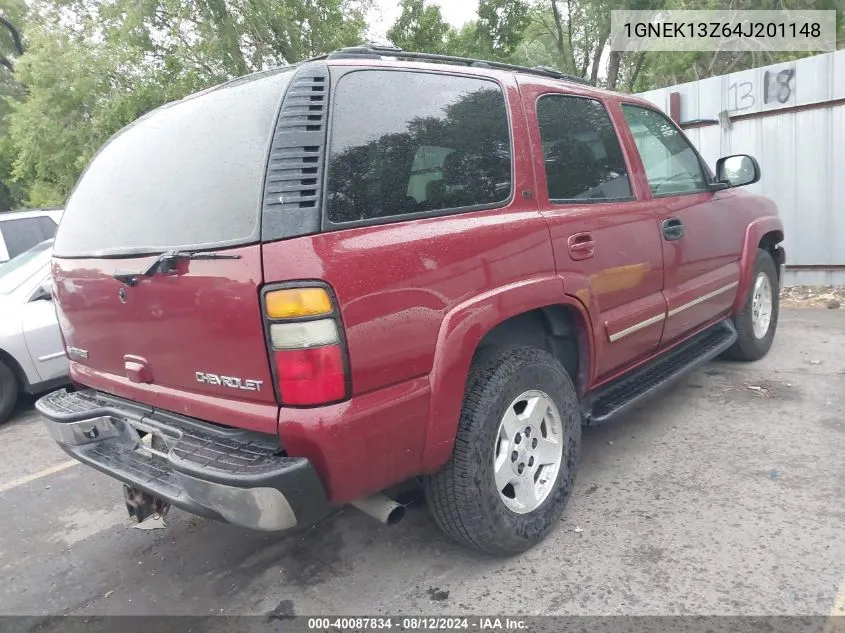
0, 239, 68, 423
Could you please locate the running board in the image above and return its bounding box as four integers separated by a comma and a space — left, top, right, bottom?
584, 320, 737, 425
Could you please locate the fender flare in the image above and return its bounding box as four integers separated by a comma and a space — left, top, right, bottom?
419, 275, 593, 472
732, 216, 784, 313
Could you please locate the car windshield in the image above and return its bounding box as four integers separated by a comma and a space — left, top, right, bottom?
0, 238, 52, 295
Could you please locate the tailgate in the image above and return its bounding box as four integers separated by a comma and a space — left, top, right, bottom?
52, 246, 278, 433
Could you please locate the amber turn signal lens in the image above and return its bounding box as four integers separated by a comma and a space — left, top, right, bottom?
265, 288, 332, 319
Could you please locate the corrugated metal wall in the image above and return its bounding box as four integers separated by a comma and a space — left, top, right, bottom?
638, 50, 845, 286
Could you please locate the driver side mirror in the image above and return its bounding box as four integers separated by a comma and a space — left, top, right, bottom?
715, 154, 761, 188
32, 279, 53, 302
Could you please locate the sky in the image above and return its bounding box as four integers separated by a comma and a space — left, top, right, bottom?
368, 0, 479, 40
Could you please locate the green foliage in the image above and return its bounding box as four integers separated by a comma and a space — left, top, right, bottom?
389, 0, 529, 61
0, 0, 26, 208
444, 22, 493, 59
0, 0, 371, 209
476, 0, 530, 60
387, 0, 451, 54
6, 22, 184, 206
0, 0, 25, 61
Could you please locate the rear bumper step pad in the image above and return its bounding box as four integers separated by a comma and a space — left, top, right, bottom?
36, 389, 330, 530
586, 319, 737, 425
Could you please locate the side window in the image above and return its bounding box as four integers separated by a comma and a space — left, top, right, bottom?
326, 71, 512, 224
621, 105, 708, 196
0, 218, 53, 259
536, 95, 632, 202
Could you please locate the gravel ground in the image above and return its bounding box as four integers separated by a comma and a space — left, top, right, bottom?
781, 286, 845, 309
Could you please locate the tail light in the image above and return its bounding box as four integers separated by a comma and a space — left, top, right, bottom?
262, 285, 350, 406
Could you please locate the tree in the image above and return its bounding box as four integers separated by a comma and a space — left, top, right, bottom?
234, 0, 371, 65
0, 10, 23, 72
1, 0, 372, 207
86, 0, 371, 74
518, 0, 614, 82
0, 0, 27, 209
476, 0, 530, 60
6, 24, 175, 206
389, 0, 529, 63
0, 74, 21, 209
387, 0, 451, 54
445, 22, 492, 59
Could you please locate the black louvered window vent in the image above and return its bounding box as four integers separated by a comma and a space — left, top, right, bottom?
262, 67, 329, 240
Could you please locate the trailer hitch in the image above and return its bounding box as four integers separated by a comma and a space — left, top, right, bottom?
123, 485, 171, 523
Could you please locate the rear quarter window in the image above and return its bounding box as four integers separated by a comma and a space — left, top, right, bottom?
325, 70, 512, 225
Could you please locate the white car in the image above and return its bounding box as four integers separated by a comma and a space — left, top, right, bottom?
0, 208, 63, 264
0, 239, 68, 423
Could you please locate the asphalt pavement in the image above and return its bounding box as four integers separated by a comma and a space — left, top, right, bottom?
0, 309, 843, 618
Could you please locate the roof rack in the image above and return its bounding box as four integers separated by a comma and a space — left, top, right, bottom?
326, 43, 592, 86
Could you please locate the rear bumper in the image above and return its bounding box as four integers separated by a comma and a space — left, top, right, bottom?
35, 389, 331, 531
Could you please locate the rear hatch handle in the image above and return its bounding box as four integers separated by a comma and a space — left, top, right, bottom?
113, 250, 241, 287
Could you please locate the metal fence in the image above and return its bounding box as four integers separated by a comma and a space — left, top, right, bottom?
638, 49, 845, 286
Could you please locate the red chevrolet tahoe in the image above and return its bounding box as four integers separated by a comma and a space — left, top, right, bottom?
37, 45, 784, 556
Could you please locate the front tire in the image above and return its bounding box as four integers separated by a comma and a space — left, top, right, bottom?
0, 360, 19, 424
424, 347, 581, 556
723, 248, 779, 361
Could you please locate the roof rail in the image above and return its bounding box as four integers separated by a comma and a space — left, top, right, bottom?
326, 43, 592, 86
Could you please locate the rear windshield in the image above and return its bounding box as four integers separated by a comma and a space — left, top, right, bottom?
54, 69, 294, 258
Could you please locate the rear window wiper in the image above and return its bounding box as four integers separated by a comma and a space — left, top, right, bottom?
113, 250, 241, 287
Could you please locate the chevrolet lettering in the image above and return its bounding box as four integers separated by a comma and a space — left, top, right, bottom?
195, 372, 263, 392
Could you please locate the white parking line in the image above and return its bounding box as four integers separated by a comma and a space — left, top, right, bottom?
0, 460, 80, 494
824, 580, 845, 633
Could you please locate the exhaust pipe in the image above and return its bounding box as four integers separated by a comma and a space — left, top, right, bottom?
350, 493, 406, 526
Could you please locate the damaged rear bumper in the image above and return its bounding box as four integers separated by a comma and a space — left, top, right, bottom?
35, 389, 330, 531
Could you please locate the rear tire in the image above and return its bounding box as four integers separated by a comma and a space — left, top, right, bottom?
0, 360, 18, 424
423, 346, 581, 556
723, 248, 779, 361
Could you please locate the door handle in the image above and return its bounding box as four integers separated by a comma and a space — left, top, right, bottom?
567, 232, 595, 260
662, 218, 684, 241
